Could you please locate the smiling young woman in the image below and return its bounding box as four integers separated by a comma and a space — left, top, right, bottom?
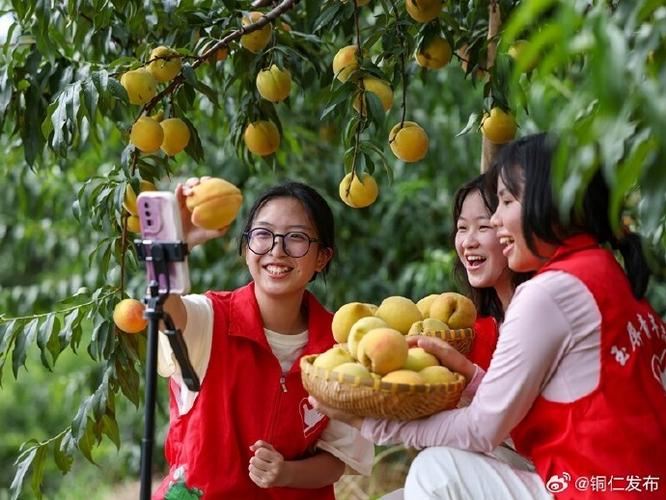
451, 174, 531, 371
312, 134, 666, 499
154, 180, 373, 499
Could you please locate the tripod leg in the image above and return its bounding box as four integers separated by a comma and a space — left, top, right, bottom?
140, 306, 160, 499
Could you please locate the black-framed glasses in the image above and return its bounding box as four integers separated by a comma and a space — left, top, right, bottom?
244, 228, 321, 258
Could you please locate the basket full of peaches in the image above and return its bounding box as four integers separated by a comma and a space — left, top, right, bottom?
301, 293, 477, 420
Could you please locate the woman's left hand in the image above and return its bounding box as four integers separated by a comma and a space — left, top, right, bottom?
308, 396, 364, 429
406, 335, 477, 382
248, 440, 289, 488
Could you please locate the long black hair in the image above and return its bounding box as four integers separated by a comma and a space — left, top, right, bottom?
486, 133, 650, 298
452, 174, 530, 322
238, 181, 335, 280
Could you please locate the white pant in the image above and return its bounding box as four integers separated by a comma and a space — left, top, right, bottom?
395, 447, 551, 500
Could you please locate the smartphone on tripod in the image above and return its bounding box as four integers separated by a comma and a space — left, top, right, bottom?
136, 191, 190, 295
136, 190, 199, 392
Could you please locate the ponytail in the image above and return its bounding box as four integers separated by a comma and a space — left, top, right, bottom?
611, 232, 650, 299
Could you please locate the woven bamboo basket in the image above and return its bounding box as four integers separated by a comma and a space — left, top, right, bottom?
407, 327, 475, 355
301, 354, 466, 420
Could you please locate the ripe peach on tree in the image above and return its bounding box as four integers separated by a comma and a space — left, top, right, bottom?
256, 65, 292, 103
389, 121, 429, 162
481, 107, 517, 144
352, 77, 393, 115
244, 120, 280, 156
147, 46, 182, 83
240, 11, 272, 54
130, 116, 164, 153
332, 45, 360, 82
160, 118, 191, 156
338, 172, 379, 208
415, 35, 452, 69
405, 0, 442, 23
120, 68, 157, 105
112, 298, 147, 334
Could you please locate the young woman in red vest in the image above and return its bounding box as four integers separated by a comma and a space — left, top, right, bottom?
452, 173, 530, 371
452, 173, 534, 475
312, 134, 666, 499
153, 180, 373, 499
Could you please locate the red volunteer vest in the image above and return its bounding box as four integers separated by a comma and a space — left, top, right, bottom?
469, 316, 499, 371
154, 282, 336, 499
511, 235, 666, 499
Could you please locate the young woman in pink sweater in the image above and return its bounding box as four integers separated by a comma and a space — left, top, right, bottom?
312, 134, 666, 499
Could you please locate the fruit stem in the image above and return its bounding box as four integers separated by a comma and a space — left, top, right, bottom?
480, 0, 502, 173
389, 0, 407, 128
353, 1, 363, 63
353, 0, 368, 117
120, 151, 139, 295
347, 0, 366, 192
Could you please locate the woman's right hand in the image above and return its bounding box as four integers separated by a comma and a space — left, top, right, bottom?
407, 336, 477, 382
177, 177, 231, 250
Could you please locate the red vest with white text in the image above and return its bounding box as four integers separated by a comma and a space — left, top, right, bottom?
511, 235, 666, 499
153, 282, 335, 499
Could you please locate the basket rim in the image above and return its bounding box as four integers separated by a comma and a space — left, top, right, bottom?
300, 354, 466, 394
406, 326, 474, 338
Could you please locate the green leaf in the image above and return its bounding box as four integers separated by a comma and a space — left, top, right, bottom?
82, 77, 100, 122
92, 375, 109, 420
77, 420, 96, 464
364, 92, 386, 127
12, 318, 39, 378
88, 319, 110, 361
37, 313, 59, 369
106, 77, 128, 106
182, 115, 204, 163
116, 358, 141, 406
1, 319, 21, 355
46, 315, 64, 365
610, 134, 655, 226
53, 433, 74, 474
457, 112, 481, 137
59, 308, 81, 347
30, 445, 47, 498
313, 3, 345, 33
320, 83, 354, 121
49, 88, 71, 156
10, 447, 37, 500
21, 82, 45, 166
36, 313, 56, 351
56, 287, 91, 307
72, 394, 94, 441
101, 414, 121, 449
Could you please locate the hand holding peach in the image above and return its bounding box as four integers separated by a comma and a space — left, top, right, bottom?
177, 177, 242, 249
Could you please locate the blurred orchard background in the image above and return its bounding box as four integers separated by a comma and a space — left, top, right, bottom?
0, 0, 665, 498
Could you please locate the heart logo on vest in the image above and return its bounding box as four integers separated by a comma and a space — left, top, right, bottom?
651, 348, 666, 392
300, 397, 326, 437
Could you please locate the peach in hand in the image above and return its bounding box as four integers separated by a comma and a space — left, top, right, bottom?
185, 177, 243, 230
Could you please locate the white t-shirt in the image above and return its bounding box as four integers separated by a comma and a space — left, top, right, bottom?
158, 294, 374, 476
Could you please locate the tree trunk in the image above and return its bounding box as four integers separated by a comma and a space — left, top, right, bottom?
480, 1, 502, 173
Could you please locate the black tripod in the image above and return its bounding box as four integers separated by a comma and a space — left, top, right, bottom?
135, 241, 201, 500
